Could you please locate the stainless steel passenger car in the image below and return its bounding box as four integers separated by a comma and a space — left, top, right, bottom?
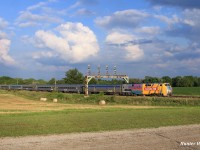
87, 84, 121, 94
56, 84, 82, 93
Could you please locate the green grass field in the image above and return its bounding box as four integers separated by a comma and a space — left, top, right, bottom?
1, 107, 200, 137
173, 87, 200, 96
0, 87, 200, 137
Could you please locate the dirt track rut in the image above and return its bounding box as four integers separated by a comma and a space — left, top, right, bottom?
1, 124, 200, 150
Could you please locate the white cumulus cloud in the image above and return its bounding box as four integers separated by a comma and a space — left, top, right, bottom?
136, 26, 160, 35
106, 32, 144, 61
0, 17, 8, 29
106, 32, 133, 44
124, 45, 144, 61
34, 22, 99, 63
154, 14, 180, 26
182, 9, 200, 26
0, 39, 16, 66
16, 11, 63, 27
15, 0, 64, 27
95, 9, 149, 29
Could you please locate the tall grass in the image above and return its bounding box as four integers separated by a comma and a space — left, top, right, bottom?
109, 96, 200, 106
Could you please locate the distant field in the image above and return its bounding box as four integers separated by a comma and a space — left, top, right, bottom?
0, 94, 159, 114
0, 94, 100, 113
173, 87, 200, 96
0, 93, 200, 137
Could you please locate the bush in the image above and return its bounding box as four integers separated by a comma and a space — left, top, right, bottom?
105, 96, 116, 103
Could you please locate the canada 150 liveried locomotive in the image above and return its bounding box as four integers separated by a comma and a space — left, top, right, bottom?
122, 83, 172, 96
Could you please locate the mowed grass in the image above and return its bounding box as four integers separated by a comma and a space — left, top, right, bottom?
0, 108, 200, 137
1, 106, 200, 136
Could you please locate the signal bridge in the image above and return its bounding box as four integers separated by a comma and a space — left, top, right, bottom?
84, 65, 129, 96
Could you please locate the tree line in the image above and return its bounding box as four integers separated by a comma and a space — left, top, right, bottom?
0, 69, 200, 87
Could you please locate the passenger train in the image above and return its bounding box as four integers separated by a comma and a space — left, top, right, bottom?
0, 83, 172, 96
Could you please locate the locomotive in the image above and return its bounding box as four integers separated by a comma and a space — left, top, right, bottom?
0, 83, 172, 96
121, 83, 172, 96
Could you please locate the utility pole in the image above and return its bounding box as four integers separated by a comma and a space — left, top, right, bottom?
54, 78, 57, 91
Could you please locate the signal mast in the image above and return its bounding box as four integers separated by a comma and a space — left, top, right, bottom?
84, 65, 129, 96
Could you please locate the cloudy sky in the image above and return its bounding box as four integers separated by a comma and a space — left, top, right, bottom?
0, 0, 200, 80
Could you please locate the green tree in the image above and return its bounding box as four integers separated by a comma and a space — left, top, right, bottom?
129, 78, 142, 84
37, 79, 47, 84
48, 78, 57, 84
23, 78, 36, 85
57, 79, 65, 84
172, 76, 182, 87
89, 78, 97, 84
15, 78, 24, 85
182, 76, 194, 87
63, 68, 84, 84
143, 76, 161, 83
194, 77, 200, 87
111, 79, 124, 84
0, 76, 15, 84
198, 77, 200, 86
162, 76, 172, 85
172, 76, 196, 87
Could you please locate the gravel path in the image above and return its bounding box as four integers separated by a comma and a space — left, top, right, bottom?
1, 124, 200, 150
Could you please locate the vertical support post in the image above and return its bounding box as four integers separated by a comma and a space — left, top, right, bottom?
98, 65, 101, 77
88, 64, 91, 75
106, 65, 108, 76
54, 78, 57, 91
84, 76, 93, 96
114, 65, 116, 75
85, 76, 89, 96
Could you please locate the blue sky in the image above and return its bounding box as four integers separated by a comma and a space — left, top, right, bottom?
0, 0, 200, 80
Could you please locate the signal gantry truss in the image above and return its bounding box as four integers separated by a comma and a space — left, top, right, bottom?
84, 65, 129, 96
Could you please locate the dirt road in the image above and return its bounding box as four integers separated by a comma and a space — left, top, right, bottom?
1, 124, 200, 150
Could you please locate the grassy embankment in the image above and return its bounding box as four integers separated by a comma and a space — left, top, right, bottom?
1, 88, 200, 106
